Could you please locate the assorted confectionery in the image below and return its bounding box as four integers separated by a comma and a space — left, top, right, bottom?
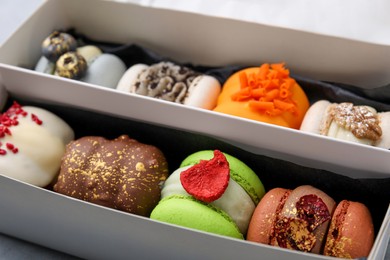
1, 28, 388, 259
0, 101, 379, 259
34, 31, 389, 149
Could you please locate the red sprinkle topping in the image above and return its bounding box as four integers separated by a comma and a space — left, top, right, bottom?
0, 101, 44, 155
180, 150, 230, 203
31, 114, 43, 125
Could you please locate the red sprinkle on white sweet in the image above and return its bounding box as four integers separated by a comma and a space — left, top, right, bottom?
180, 150, 230, 203
0, 101, 44, 155
31, 114, 43, 125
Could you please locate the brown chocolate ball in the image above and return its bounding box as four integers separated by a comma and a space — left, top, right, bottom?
55, 52, 87, 79
54, 135, 169, 217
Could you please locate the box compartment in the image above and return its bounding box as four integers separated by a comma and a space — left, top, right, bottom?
0, 92, 389, 260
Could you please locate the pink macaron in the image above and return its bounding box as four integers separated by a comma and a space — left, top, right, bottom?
323, 200, 374, 258
246, 188, 292, 244
247, 185, 375, 258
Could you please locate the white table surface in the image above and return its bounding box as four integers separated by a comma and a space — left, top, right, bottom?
0, 0, 389, 259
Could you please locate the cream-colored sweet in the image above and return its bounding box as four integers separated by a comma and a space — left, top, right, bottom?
161, 165, 255, 234
0, 104, 74, 187
116, 64, 148, 93
77, 45, 102, 65
300, 100, 390, 148
116, 62, 221, 110
377, 112, 390, 148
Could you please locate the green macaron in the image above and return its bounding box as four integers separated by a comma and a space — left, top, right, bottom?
150, 194, 243, 239
180, 150, 265, 204
150, 150, 265, 239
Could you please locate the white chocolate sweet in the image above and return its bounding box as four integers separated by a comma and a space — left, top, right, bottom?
116, 64, 149, 93
116, 62, 221, 110
34, 56, 56, 74
0, 104, 74, 187
162, 165, 255, 234
77, 45, 102, 65
376, 112, 390, 148
79, 53, 127, 89
300, 100, 390, 149
184, 75, 221, 109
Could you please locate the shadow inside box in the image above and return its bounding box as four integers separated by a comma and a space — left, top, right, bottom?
68, 28, 390, 109
6, 95, 390, 239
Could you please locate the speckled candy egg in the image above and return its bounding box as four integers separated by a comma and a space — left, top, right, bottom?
41, 31, 77, 62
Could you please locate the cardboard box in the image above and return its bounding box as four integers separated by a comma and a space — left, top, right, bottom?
0, 0, 389, 259
0, 89, 389, 260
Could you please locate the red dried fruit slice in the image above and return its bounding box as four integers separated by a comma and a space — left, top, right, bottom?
180, 150, 230, 203
296, 194, 331, 231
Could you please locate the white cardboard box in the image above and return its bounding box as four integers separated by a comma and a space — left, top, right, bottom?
0, 0, 389, 259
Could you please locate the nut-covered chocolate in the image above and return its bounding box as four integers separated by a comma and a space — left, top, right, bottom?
41, 31, 77, 62
55, 52, 87, 79
53, 135, 169, 217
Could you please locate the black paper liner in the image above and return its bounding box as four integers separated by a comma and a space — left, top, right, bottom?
3, 96, 389, 238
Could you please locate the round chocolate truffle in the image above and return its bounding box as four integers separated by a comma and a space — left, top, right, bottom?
41, 31, 77, 62
54, 135, 169, 217
55, 52, 87, 79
